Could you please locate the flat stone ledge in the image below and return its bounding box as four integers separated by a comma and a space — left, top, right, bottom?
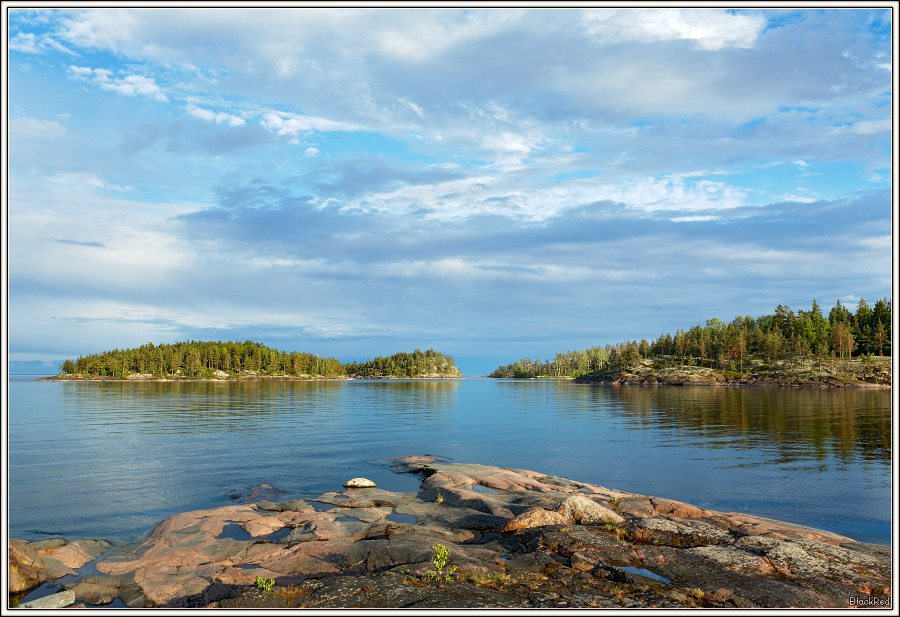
18, 590, 76, 609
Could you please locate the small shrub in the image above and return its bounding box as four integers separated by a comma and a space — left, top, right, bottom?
432, 543, 450, 577
255, 575, 275, 594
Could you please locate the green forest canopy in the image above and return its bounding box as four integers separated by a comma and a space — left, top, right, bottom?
58, 342, 460, 379
490, 298, 892, 378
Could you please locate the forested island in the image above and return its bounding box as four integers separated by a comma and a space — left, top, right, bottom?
490, 298, 892, 387
43, 342, 462, 381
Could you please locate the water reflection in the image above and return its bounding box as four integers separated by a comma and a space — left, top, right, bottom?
7, 378, 891, 546
572, 386, 891, 466
57, 380, 460, 433
490, 380, 890, 465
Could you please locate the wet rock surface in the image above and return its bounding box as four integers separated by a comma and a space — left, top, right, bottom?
8, 456, 893, 609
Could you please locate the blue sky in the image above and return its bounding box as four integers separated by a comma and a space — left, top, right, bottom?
4, 7, 895, 375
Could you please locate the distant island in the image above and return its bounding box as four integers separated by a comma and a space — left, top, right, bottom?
41, 342, 462, 381
490, 298, 891, 388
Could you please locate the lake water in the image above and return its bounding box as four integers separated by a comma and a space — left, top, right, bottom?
6, 376, 893, 546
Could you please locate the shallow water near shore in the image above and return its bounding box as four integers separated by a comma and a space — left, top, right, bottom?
7, 376, 892, 546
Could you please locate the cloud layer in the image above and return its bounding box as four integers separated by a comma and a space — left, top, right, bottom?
6, 7, 894, 373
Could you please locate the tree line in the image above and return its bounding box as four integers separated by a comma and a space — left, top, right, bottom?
58, 341, 459, 379
490, 298, 891, 378
344, 348, 460, 379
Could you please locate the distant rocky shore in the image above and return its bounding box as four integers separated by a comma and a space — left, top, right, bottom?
37, 374, 461, 382
573, 357, 891, 388
9, 456, 891, 609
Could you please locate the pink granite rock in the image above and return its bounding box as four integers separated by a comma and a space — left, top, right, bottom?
556, 495, 625, 525
501, 508, 567, 533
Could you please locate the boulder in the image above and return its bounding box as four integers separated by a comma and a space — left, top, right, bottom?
501, 508, 567, 533
344, 478, 377, 488
556, 495, 625, 525
8, 538, 81, 594
650, 497, 708, 518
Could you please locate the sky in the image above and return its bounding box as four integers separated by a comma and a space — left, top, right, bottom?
4, 6, 896, 375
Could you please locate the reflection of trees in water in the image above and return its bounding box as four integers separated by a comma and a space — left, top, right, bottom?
570, 386, 890, 465
341, 381, 460, 420
64, 380, 460, 432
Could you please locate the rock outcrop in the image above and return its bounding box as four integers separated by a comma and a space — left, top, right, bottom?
9, 538, 111, 594
8, 457, 892, 609
573, 356, 891, 388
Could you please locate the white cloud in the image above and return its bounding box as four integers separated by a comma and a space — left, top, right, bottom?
304, 147, 319, 157
671, 215, 717, 222
582, 8, 766, 50
9, 31, 40, 52
46, 172, 132, 192
612, 177, 748, 213
185, 104, 245, 127
847, 118, 891, 135
9, 31, 76, 55
667, 169, 731, 179
58, 9, 137, 53
479, 130, 539, 167
260, 111, 356, 136
377, 10, 523, 62
350, 170, 748, 222
857, 235, 891, 250
778, 194, 816, 203
10, 116, 68, 140
9, 32, 78, 56
68, 65, 168, 102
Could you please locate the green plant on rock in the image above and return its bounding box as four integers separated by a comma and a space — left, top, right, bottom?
255, 575, 275, 594
431, 543, 450, 579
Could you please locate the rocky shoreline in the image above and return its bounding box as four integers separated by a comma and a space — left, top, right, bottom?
572, 357, 891, 388
36, 375, 462, 382
8, 457, 893, 609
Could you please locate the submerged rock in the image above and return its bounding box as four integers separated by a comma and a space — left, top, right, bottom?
8, 457, 892, 609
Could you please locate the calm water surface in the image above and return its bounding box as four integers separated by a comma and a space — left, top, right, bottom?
7, 376, 893, 546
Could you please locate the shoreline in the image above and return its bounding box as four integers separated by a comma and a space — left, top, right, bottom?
572, 376, 891, 389
493, 375, 890, 388
35, 374, 889, 388
495, 355, 892, 389
9, 456, 892, 609
36, 375, 464, 383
